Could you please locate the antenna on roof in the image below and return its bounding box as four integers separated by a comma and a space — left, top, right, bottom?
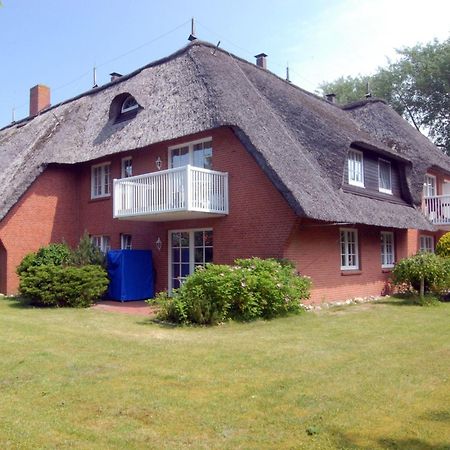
286, 63, 291, 83
188, 17, 197, 41
11, 106, 15, 123
211, 41, 221, 55
365, 80, 372, 98
92, 66, 98, 89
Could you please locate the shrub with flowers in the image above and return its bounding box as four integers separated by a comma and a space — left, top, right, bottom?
150, 258, 311, 325
391, 252, 450, 298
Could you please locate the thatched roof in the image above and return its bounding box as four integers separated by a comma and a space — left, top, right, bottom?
1, 40, 447, 230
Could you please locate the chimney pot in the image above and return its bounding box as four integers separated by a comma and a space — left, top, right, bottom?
29, 84, 51, 117
109, 72, 123, 82
325, 93, 337, 103
255, 53, 268, 69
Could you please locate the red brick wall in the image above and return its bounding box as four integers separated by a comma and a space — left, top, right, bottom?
77, 127, 297, 293
0, 166, 79, 293
284, 220, 411, 303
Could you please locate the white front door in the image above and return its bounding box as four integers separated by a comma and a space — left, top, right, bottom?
169, 229, 213, 290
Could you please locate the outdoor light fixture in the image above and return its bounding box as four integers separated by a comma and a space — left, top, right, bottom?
155, 156, 162, 170
156, 237, 162, 251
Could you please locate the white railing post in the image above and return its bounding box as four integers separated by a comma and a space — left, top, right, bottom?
186, 165, 192, 210
113, 179, 118, 217
224, 173, 229, 214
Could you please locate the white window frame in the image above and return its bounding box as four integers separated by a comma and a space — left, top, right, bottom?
121, 95, 138, 114
381, 231, 395, 268
423, 174, 437, 198
168, 228, 213, 292
120, 234, 132, 250
121, 157, 133, 178
91, 235, 111, 254
340, 228, 359, 270
348, 149, 365, 188
168, 137, 212, 169
378, 159, 392, 195
91, 162, 111, 199
420, 235, 434, 253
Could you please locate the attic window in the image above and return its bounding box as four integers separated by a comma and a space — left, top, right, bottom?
109, 93, 140, 124
348, 149, 364, 188
121, 95, 138, 114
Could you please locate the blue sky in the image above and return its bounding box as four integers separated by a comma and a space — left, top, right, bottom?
1, 0, 449, 127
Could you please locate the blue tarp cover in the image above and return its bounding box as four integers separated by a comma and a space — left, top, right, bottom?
107, 250, 154, 302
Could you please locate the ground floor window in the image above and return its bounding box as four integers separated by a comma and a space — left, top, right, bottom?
120, 234, 132, 250
340, 228, 359, 270
91, 235, 111, 253
381, 231, 395, 268
420, 235, 434, 253
169, 229, 213, 290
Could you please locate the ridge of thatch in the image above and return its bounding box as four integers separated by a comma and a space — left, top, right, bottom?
0, 40, 446, 231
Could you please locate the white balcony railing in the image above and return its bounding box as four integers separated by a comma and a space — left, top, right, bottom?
423, 195, 450, 225
113, 165, 229, 220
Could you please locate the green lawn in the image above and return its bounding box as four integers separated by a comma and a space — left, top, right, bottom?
0, 298, 449, 450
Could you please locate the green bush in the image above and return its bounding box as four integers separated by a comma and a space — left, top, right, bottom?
391, 252, 450, 296
151, 258, 311, 325
19, 264, 109, 307
16, 238, 109, 308
436, 232, 450, 258
16, 243, 72, 275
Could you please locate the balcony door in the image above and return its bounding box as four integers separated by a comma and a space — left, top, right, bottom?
169, 229, 213, 290
169, 139, 212, 169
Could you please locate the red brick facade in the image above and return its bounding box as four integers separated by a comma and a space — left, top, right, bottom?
0, 126, 445, 301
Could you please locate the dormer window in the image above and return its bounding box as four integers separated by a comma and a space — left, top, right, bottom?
121, 95, 138, 114
109, 93, 140, 124
348, 149, 364, 187
378, 159, 392, 194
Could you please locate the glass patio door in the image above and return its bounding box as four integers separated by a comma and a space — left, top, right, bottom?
170, 229, 213, 290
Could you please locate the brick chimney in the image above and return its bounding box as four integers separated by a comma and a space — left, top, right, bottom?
29, 84, 51, 116
255, 53, 268, 69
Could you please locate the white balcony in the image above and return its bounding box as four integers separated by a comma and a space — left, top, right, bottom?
113, 165, 229, 221
423, 195, 450, 226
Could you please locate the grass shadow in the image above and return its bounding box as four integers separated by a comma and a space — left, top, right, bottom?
135, 318, 182, 328
420, 410, 450, 423
327, 427, 450, 450
377, 295, 443, 307
0, 296, 34, 309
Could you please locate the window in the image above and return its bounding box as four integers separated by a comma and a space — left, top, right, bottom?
348, 149, 364, 187
420, 235, 434, 253
170, 229, 213, 290
378, 159, 392, 194
91, 163, 111, 199
169, 139, 212, 170
423, 174, 436, 197
91, 235, 111, 253
381, 232, 395, 268
121, 157, 133, 178
121, 95, 138, 114
340, 228, 359, 270
120, 234, 132, 250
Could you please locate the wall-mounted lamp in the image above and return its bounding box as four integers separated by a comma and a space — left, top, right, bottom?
155, 157, 162, 170
156, 237, 162, 251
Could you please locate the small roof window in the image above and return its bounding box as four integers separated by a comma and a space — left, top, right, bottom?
121, 95, 139, 114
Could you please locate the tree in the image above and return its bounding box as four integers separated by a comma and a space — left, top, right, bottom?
320, 38, 450, 154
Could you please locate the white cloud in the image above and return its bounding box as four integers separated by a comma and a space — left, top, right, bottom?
277, 0, 450, 92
